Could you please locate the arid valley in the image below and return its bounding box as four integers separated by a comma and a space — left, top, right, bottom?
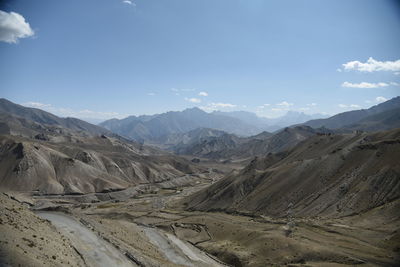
1, 1, 400, 266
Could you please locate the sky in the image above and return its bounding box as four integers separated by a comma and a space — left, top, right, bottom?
0, 0, 400, 123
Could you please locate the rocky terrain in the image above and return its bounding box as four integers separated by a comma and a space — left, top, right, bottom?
0, 98, 112, 137
186, 129, 400, 218
171, 126, 329, 160
303, 96, 400, 130
100, 107, 262, 142
1, 98, 400, 266
0, 192, 85, 266
0, 99, 205, 195
0, 134, 207, 195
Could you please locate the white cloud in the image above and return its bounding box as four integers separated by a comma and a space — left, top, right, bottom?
198, 91, 208, 96
0, 10, 34, 43
212, 102, 236, 108
307, 103, 317, 106
122, 0, 136, 6
276, 101, 293, 107
341, 81, 389, 89
24, 101, 51, 108
338, 103, 361, 109
263, 103, 270, 106
299, 107, 310, 111
185, 97, 201, 103
22, 102, 124, 120
147, 92, 156, 96
199, 102, 237, 111
171, 88, 195, 92
342, 57, 400, 72
376, 96, 388, 103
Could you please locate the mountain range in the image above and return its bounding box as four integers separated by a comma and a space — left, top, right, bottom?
0, 98, 204, 195
100, 108, 326, 143
302, 96, 400, 129
0, 98, 110, 137
213, 110, 327, 132
1, 96, 400, 194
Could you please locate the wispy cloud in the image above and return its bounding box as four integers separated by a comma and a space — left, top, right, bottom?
185, 97, 201, 103
338, 103, 361, 109
365, 96, 389, 104
375, 96, 388, 103
341, 81, 389, 89
171, 87, 196, 96
276, 101, 293, 107
24, 102, 52, 108
256, 103, 270, 109
22, 102, 124, 120
341, 57, 400, 72
122, 0, 136, 6
171, 88, 195, 92
200, 102, 237, 111
147, 92, 156, 96
198, 91, 208, 96
0, 10, 35, 43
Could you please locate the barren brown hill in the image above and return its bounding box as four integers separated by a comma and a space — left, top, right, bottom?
186, 128, 400, 218
0, 134, 203, 195
175, 126, 328, 160
0, 99, 205, 195
0, 98, 113, 137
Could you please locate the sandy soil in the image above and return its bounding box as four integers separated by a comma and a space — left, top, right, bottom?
0, 192, 85, 267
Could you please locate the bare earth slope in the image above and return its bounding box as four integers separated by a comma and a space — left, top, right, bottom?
0, 98, 111, 136
0, 134, 203, 195
175, 126, 327, 160
0, 99, 204, 195
303, 96, 400, 130
0, 192, 85, 266
186, 128, 400, 218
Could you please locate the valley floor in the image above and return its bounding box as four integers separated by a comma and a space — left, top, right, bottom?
2, 170, 398, 267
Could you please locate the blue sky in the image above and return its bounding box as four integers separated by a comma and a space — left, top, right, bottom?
0, 0, 399, 122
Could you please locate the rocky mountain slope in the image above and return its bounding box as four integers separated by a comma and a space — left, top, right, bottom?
100, 107, 262, 141
0, 192, 85, 266
343, 107, 400, 132
186, 128, 400, 218
303, 96, 400, 130
214, 110, 326, 132
0, 98, 111, 136
0, 133, 204, 195
172, 129, 245, 158
172, 126, 326, 160
0, 99, 204, 195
